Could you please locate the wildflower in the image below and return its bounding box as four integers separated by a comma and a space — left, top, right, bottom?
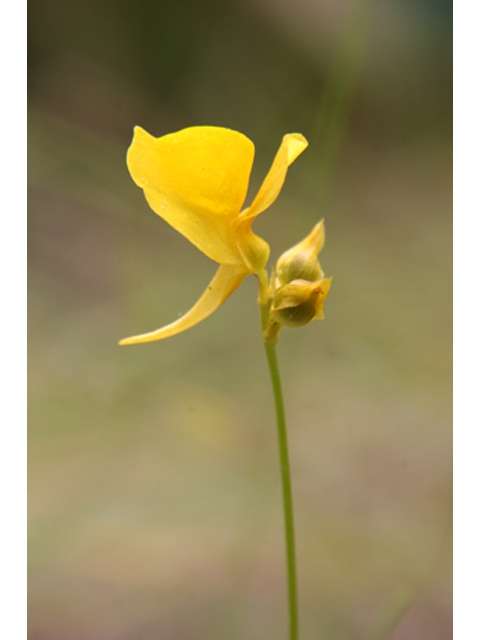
120, 126, 308, 344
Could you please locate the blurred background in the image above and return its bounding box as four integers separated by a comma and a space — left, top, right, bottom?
28, 0, 452, 638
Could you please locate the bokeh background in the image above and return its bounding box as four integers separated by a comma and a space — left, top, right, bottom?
28, 0, 452, 638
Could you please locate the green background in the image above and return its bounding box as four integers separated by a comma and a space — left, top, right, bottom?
28, 0, 452, 638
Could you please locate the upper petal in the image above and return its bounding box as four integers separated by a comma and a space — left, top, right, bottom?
239, 133, 308, 222
119, 264, 248, 345
127, 126, 255, 264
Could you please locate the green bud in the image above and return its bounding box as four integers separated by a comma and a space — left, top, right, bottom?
276, 220, 325, 285
270, 278, 332, 328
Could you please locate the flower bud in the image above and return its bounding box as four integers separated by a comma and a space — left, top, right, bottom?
270, 277, 332, 328
276, 220, 325, 285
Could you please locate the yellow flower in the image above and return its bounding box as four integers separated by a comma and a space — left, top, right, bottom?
120, 126, 308, 345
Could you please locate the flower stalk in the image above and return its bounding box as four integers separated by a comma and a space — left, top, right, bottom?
264, 336, 299, 640
258, 274, 298, 640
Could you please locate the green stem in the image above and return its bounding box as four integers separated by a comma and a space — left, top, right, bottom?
263, 339, 299, 640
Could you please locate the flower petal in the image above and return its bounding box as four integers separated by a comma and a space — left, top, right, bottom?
240, 133, 308, 221
127, 126, 255, 264
119, 264, 248, 345
233, 220, 271, 275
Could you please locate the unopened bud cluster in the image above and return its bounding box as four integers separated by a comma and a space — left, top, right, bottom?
264, 220, 332, 339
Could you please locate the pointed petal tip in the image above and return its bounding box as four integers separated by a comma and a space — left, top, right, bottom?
285, 132, 308, 145
118, 332, 161, 346
284, 133, 309, 164
117, 264, 248, 346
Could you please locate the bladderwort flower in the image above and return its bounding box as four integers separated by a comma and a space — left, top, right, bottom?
119, 124, 332, 640
119, 125, 309, 345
